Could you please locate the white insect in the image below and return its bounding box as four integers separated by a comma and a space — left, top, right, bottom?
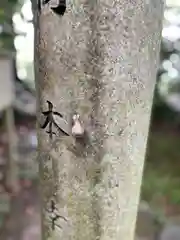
71, 114, 85, 137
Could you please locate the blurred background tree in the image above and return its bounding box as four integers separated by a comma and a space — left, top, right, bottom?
141, 1, 180, 221
0, 1, 38, 239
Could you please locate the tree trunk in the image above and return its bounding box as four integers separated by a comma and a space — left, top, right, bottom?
34, 1, 164, 239
5, 106, 18, 192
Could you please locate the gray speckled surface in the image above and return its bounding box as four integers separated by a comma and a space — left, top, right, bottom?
33, 1, 164, 239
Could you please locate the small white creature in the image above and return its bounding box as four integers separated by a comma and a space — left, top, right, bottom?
71, 114, 85, 137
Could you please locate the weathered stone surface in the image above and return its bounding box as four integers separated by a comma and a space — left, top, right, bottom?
33, 0, 164, 240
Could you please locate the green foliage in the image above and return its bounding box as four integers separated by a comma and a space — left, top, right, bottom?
0, 32, 14, 50
142, 169, 180, 205
142, 170, 169, 201
146, 132, 180, 174
0, 0, 19, 52
142, 132, 180, 207
171, 188, 180, 205
152, 92, 179, 124
8, 0, 19, 3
